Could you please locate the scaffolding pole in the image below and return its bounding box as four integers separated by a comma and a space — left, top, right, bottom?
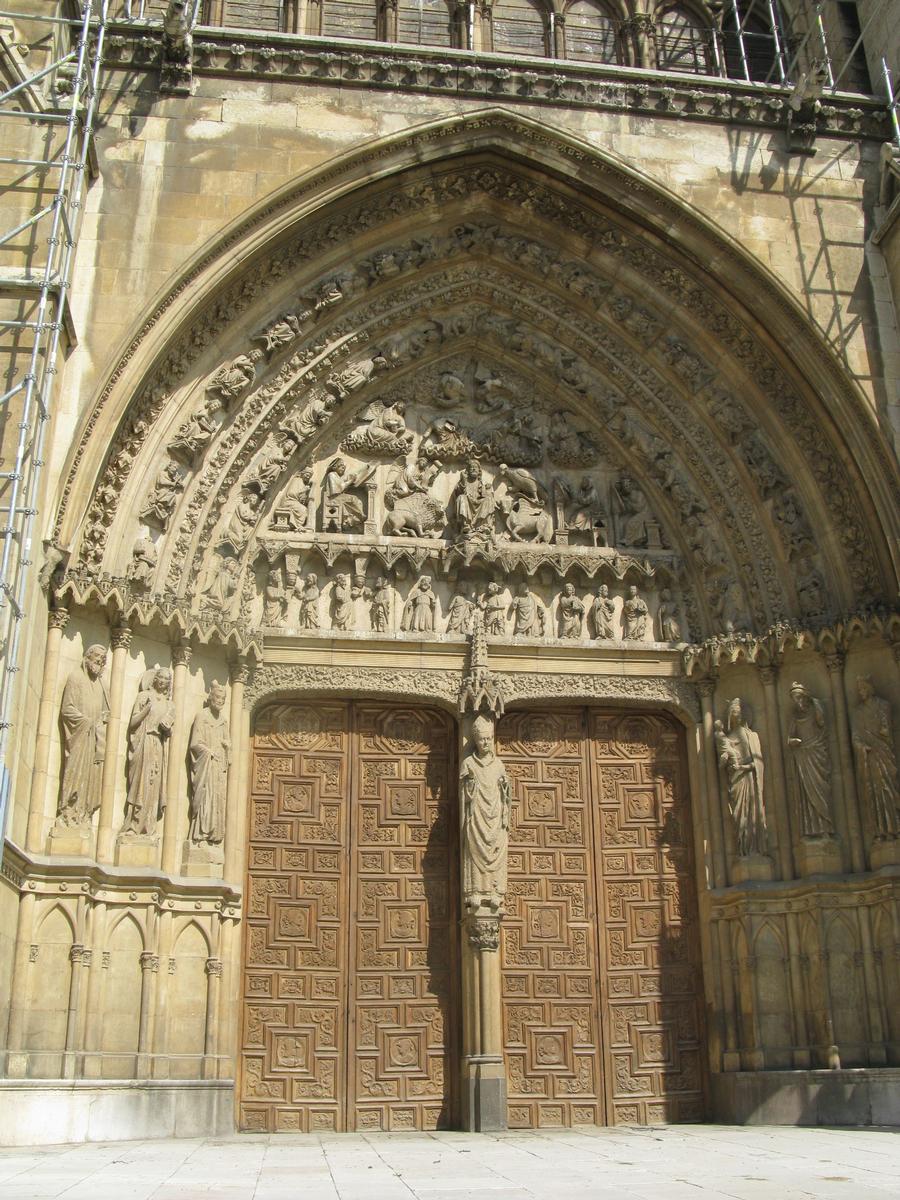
0, 0, 109, 843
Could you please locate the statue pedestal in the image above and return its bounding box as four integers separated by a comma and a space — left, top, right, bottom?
870, 838, 900, 871
795, 836, 842, 877
181, 840, 225, 878
115, 834, 159, 868
48, 822, 93, 858
731, 854, 775, 884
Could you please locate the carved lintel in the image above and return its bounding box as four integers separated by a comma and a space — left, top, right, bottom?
466, 914, 501, 952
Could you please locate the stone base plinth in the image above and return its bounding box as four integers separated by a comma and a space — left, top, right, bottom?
870, 838, 900, 870
181, 840, 225, 878
48, 822, 93, 857
795, 836, 842, 877
115, 835, 159, 867
0, 1079, 234, 1145
731, 855, 774, 883
711, 1068, 900, 1126
462, 1055, 507, 1132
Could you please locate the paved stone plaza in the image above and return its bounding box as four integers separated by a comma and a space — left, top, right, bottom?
0, 1126, 898, 1200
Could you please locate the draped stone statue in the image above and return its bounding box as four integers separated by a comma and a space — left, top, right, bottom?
401, 575, 436, 633
511, 582, 545, 637
558, 583, 585, 638
188, 682, 230, 846
592, 584, 616, 639
481, 582, 506, 636
58, 644, 109, 826
716, 698, 767, 858
622, 584, 649, 639
452, 457, 495, 545
297, 573, 320, 630
851, 677, 900, 839
460, 714, 511, 914
121, 668, 175, 838
787, 682, 834, 838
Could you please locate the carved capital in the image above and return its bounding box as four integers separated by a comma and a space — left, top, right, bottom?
81, 948, 93, 967
230, 659, 250, 686
695, 679, 716, 698
172, 642, 193, 668
758, 665, 778, 686
111, 623, 133, 651
29, 944, 38, 963
69, 943, 85, 964
48, 606, 70, 632
139, 952, 159, 973
206, 957, 223, 977
467, 915, 501, 952
824, 651, 845, 674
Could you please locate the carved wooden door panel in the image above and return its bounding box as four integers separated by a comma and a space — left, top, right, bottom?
496, 710, 606, 1129
588, 711, 706, 1123
497, 707, 707, 1128
239, 702, 458, 1133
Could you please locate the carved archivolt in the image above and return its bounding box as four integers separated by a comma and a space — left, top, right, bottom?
54, 113, 897, 651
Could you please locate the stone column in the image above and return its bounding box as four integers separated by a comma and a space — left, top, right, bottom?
5, 890, 37, 1077
824, 652, 866, 873
473, 0, 493, 52
716, 918, 741, 1072
217, 913, 240, 1081
63, 943, 86, 1079
96, 623, 132, 863
82, 900, 107, 1078
204, 957, 223, 1079
26, 606, 69, 852
784, 911, 810, 1068
553, 12, 566, 57
224, 658, 249, 885
759, 666, 794, 880
161, 642, 192, 875
381, 0, 398, 41
696, 681, 728, 887
136, 951, 159, 1078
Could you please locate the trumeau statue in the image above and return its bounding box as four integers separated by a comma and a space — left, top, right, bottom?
851, 677, 900, 839
121, 668, 175, 839
188, 682, 230, 846
460, 714, 511, 915
787, 682, 835, 838
58, 644, 109, 826
622, 584, 649, 640
716, 698, 767, 858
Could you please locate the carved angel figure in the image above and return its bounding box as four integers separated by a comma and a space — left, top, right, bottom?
558, 583, 585, 639
717, 699, 767, 858
852, 677, 900, 839
58, 645, 109, 826
787, 683, 834, 838
622, 585, 649, 640
592, 584, 616, 639
342, 399, 414, 457
189, 683, 230, 846
121, 668, 175, 838
461, 715, 512, 914
202, 555, 241, 609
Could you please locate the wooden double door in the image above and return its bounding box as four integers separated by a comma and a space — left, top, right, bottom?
498, 708, 707, 1127
239, 701, 459, 1132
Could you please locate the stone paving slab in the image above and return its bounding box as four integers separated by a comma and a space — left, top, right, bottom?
0, 1126, 898, 1200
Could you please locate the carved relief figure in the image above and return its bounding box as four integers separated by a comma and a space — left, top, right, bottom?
548, 410, 597, 467
201, 555, 240, 609
58, 645, 109, 826
657, 588, 681, 642
140, 460, 184, 528
249, 432, 297, 495
370, 577, 391, 633
558, 583, 585, 639
486, 410, 542, 467
383, 454, 443, 537
446, 590, 475, 636
622, 585, 649, 639
342, 398, 413, 457
452, 458, 496, 545
615, 475, 654, 548
592, 584, 616, 639
226, 490, 261, 550
421, 416, 479, 462
716, 699, 767, 858
511, 582, 545, 637
851, 677, 900, 839
460, 714, 512, 914
168, 403, 217, 463
121, 668, 175, 838
189, 683, 230, 846
562, 476, 606, 545
208, 352, 256, 402
787, 683, 835, 838
296, 573, 320, 630
401, 575, 436, 633
321, 457, 374, 533
498, 465, 553, 543
482, 582, 506, 636
126, 531, 157, 591
331, 574, 354, 631
263, 564, 287, 627
272, 468, 315, 532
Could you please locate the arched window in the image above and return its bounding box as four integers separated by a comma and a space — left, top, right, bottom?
321, 0, 379, 40
722, 1, 780, 82
492, 0, 550, 57
397, 0, 454, 46
565, 0, 619, 64
656, 6, 711, 74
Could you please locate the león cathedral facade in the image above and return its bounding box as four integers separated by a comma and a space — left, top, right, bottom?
0, 0, 899, 1144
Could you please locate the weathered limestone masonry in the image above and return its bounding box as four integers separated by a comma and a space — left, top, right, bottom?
1, 1, 899, 1144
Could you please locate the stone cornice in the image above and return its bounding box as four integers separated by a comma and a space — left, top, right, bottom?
103, 23, 889, 141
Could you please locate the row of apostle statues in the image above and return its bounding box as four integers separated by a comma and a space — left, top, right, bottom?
262, 569, 681, 642
56, 645, 229, 850
714, 679, 900, 861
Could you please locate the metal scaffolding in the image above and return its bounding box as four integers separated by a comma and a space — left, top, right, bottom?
0, 0, 109, 840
